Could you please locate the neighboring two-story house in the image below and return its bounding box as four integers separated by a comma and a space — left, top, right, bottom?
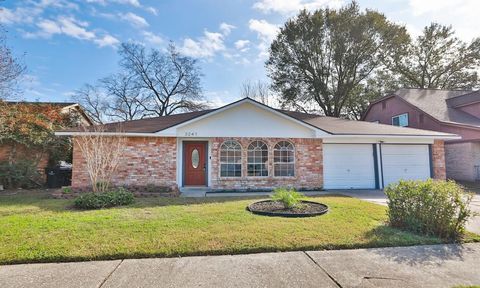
363, 88, 480, 182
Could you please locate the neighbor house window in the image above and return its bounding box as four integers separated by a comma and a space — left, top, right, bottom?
247, 141, 268, 176
392, 113, 408, 127
220, 140, 242, 177
274, 141, 295, 177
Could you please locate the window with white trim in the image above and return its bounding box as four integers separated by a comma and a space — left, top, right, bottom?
247, 141, 268, 176
220, 140, 242, 177
274, 141, 295, 177
392, 113, 408, 127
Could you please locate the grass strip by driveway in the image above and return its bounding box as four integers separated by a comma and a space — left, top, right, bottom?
0, 193, 478, 264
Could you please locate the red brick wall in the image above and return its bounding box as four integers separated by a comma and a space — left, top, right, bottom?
210, 137, 323, 190
432, 140, 446, 180
0, 143, 49, 174
72, 137, 178, 191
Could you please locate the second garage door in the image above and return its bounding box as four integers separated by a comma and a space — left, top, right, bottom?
381, 144, 431, 187
323, 144, 376, 189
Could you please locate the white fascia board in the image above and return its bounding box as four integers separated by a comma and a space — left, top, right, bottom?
159, 98, 329, 136
321, 134, 460, 140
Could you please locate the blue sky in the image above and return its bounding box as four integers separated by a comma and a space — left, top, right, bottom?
1, 0, 478, 107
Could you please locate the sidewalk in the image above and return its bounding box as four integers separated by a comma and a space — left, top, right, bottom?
1, 243, 479, 288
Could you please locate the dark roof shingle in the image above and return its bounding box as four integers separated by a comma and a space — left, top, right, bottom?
60, 99, 455, 138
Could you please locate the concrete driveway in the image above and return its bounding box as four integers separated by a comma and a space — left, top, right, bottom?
1, 244, 479, 288
331, 189, 480, 234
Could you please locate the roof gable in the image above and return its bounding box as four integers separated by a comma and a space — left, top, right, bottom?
363, 88, 480, 128
163, 98, 328, 138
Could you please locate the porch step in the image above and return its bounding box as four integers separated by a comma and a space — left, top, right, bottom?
179, 187, 211, 197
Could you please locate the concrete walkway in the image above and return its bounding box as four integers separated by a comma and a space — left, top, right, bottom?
1, 243, 479, 288
332, 189, 480, 234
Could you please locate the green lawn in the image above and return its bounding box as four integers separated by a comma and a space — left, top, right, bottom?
0, 192, 478, 264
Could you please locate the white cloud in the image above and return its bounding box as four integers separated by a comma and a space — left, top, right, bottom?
94, 34, 120, 47
248, 19, 279, 58
409, 0, 453, 16
219, 22, 236, 35
36, 16, 95, 40
0, 6, 43, 24
86, 0, 140, 6
146, 7, 158, 15
179, 23, 235, 58
119, 12, 149, 28
37, 19, 62, 35
33, 16, 118, 48
180, 30, 226, 58
407, 0, 480, 40
142, 31, 164, 45
253, 0, 343, 15
234, 39, 250, 51
57, 17, 95, 40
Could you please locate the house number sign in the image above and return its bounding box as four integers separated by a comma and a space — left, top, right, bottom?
184, 131, 198, 137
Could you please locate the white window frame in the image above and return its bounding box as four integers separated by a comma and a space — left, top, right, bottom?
247, 140, 269, 177
274, 141, 295, 177
392, 113, 409, 127
219, 140, 242, 177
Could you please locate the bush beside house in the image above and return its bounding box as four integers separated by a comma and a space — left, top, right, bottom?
74, 188, 135, 209
385, 179, 474, 239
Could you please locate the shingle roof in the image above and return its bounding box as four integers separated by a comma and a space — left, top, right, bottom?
60, 98, 455, 137
281, 111, 452, 137
446, 90, 480, 108
393, 88, 480, 127
61, 109, 214, 133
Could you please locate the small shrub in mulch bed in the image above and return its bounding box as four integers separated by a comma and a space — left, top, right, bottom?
247, 188, 329, 217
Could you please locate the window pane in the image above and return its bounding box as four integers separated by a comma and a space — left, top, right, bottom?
247, 141, 268, 176
191, 149, 199, 168
273, 141, 295, 177
220, 140, 242, 177
399, 114, 408, 126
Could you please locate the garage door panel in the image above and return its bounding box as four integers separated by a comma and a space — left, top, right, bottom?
381, 145, 431, 187
323, 144, 376, 189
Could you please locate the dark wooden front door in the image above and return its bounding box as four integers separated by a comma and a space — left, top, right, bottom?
184, 142, 207, 186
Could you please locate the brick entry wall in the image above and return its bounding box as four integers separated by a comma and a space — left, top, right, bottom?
432, 140, 446, 180
72, 137, 177, 191
210, 137, 323, 191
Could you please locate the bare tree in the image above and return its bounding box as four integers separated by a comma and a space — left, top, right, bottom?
100, 73, 147, 121
240, 80, 277, 106
73, 126, 126, 193
119, 42, 207, 116
72, 84, 107, 124
0, 28, 25, 99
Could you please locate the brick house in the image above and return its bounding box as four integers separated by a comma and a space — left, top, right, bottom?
363, 88, 480, 182
0, 101, 92, 172
58, 98, 456, 195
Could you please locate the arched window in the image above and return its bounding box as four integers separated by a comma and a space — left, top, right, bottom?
220, 140, 242, 177
247, 141, 268, 176
274, 141, 295, 177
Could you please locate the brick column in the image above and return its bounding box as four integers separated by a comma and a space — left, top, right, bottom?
432, 140, 446, 180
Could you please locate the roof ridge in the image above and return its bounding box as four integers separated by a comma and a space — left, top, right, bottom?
397, 87, 475, 94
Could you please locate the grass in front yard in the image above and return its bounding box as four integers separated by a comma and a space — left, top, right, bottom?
0, 193, 478, 264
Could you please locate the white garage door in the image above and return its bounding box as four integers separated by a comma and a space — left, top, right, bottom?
381, 145, 431, 187
323, 144, 376, 189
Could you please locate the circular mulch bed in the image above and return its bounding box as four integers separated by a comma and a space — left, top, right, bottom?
247, 200, 329, 217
